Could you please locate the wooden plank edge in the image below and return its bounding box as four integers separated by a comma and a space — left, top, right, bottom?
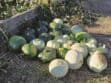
0, 7, 38, 36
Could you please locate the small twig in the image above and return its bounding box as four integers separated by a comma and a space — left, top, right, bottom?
0, 27, 8, 41
0, 52, 9, 59
0, 69, 7, 73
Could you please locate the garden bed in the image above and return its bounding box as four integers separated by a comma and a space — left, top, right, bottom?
0, 6, 111, 83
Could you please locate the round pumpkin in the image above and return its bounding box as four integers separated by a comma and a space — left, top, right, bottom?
87, 51, 108, 73
49, 59, 69, 78
65, 50, 84, 69
9, 36, 26, 51
46, 40, 60, 49
22, 44, 37, 58
71, 43, 88, 58
23, 28, 36, 42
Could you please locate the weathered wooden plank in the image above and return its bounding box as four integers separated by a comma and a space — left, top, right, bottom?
0, 7, 38, 35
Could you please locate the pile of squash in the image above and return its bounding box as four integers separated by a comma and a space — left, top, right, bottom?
9, 18, 108, 78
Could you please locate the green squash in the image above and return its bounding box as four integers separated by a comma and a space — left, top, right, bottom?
9, 36, 26, 50
58, 47, 69, 59
22, 44, 37, 58
69, 33, 76, 41
49, 18, 63, 30
75, 32, 90, 42
49, 22, 60, 29
38, 48, 56, 62
39, 33, 54, 42
50, 31, 62, 37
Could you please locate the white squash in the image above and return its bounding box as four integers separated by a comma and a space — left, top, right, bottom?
96, 45, 108, 54
90, 45, 108, 55
62, 34, 70, 40
88, 38, 97, 45
31, 39, 45, 51
54, 36, 64, 44
55, 35, 70, 44
86, 38, 97, 50
65, 50, 84, 69
49, 59, 69, 78
63, 40, 73, 49
53, 18, 63, 25
87, 51, 108, 73
71, 43, 88, 58
49, 18, 64, 29
46, 40, 60, 49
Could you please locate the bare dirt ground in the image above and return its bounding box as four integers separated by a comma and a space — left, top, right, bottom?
86, 16, 111, 35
